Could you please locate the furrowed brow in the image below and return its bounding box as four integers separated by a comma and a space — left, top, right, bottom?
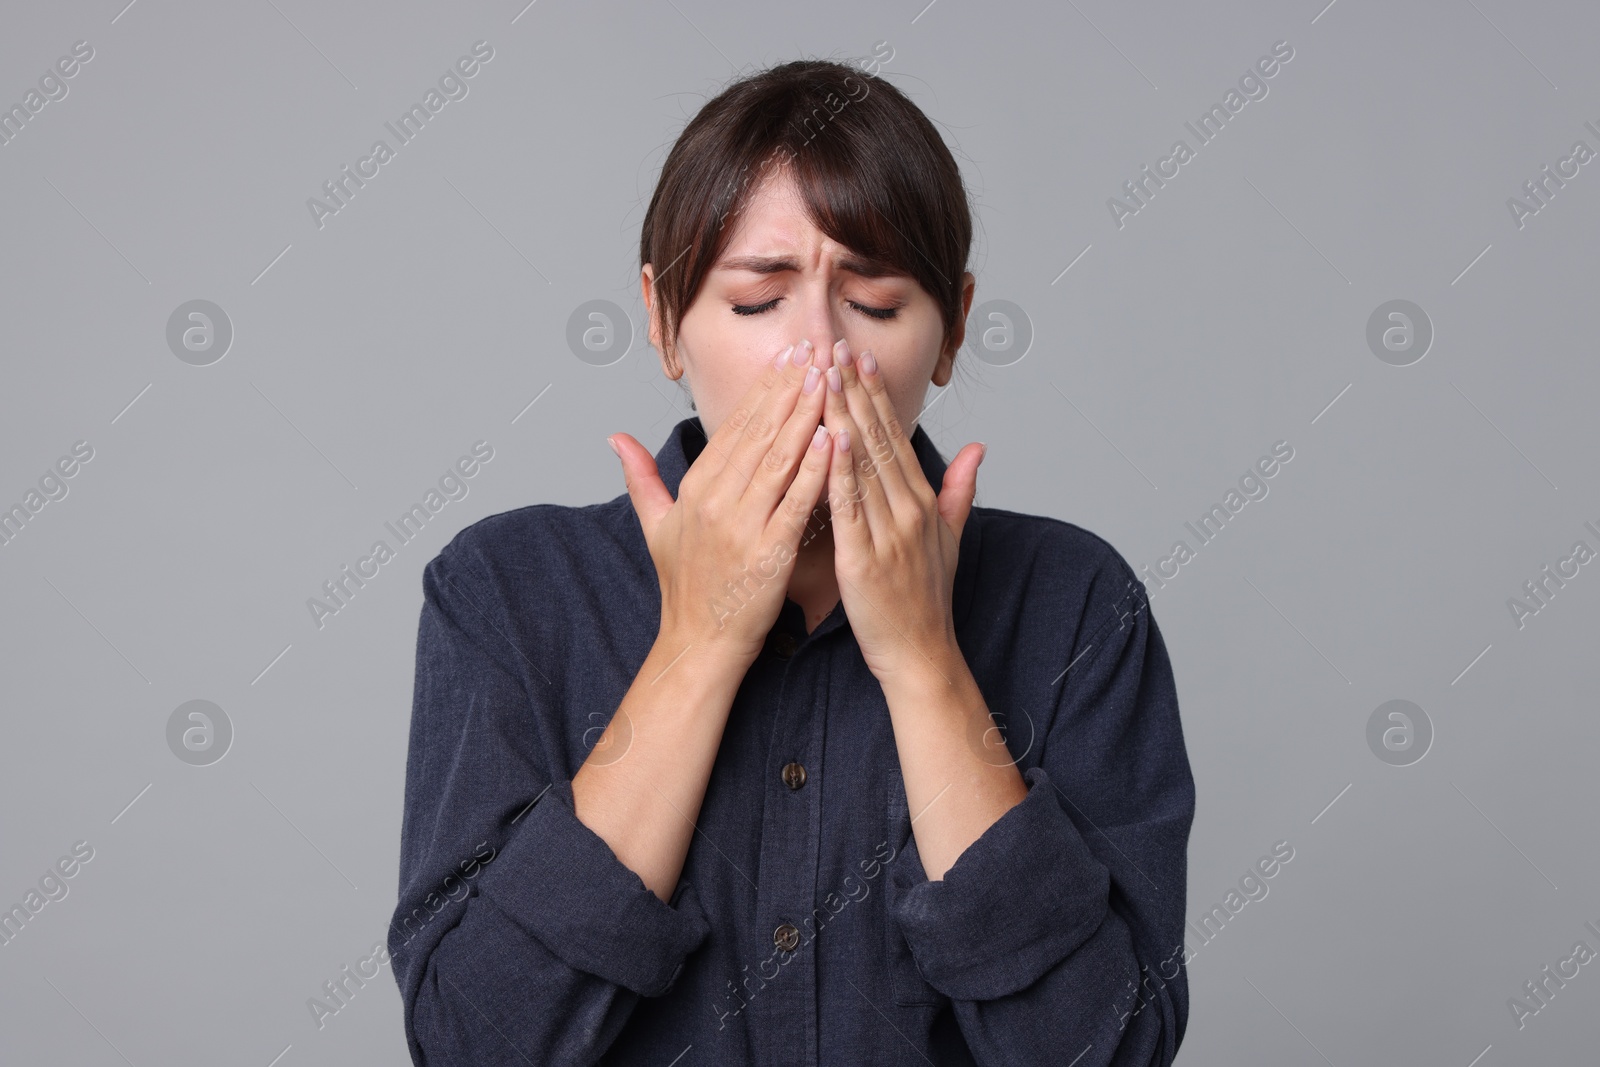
715, 254, 905, 279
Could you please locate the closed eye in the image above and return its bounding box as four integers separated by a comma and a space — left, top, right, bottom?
850, 301, 899, 321
730, 297, 900, 320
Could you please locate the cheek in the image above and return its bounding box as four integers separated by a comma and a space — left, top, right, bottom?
673, 343, 772, 432
873, 375, 921, 433
867, 332, 942, 424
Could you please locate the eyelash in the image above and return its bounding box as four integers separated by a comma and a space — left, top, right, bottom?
731, 297, 899, 321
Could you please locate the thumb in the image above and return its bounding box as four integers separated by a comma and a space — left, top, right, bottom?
608, 433, 674, 539
937, 442, 985, 545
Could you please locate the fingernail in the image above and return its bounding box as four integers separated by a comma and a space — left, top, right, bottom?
774, 344, 794, 369
803, 365, 821, 393
837, 427, 851, 452
793, 339, 813, 365
834, 338, 852, 367
977, 442, 987, 464
859, 351, 877, 376
827, 366, 842, 393
811, 425, 829, 450
607, 436, 622, 458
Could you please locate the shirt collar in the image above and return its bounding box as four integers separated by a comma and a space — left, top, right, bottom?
652, 416, 951, 499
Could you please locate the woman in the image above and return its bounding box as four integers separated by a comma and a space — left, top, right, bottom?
390, 58, 1195, 1066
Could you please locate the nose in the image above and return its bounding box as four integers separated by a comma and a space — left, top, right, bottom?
796, 319, 840, 371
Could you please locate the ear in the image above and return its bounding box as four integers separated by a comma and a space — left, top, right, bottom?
641, 264, 682, 380
932, 272, 977, 387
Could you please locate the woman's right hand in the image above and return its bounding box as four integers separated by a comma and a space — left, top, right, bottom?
609, 339, 833, 667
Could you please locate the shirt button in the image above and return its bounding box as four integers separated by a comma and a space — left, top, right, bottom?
773, 922, 800, 952
772, 631, 799, 659
781, 761, 807, 790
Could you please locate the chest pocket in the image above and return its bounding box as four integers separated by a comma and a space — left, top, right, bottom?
882, 765, 948, 1008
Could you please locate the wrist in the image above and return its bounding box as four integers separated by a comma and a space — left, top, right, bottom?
875, 635, 972, 704
651, 627, 756, 688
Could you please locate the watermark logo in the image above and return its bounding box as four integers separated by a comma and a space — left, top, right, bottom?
1507, 121, 1600, 230
307, 441, 495, 630
0, 440, 94, 549
567, 299, 634, 366
1506, 522, 1598, 630
1365, 699, 1431, 767
1365, 299, 1432, 366
962, 298, 1033, 367
697, 40, 890, 247
1117, 839, 1295, 1030
307, 940, 392, 1030
582, 708, 634, 767
967, 705, 1035, 767
1108, 39, 1295, 229
1507, 918, 1600, 1031
0, 40, 95, 150
0, 840, 95, 949
1137, 440, 1294, 595
853, 40, 895, 78
712, 838, 897, 1030
166, 700, 234, 766
166, 300, 234, 366
388, 841, 498, 962
306, 41, 494, 229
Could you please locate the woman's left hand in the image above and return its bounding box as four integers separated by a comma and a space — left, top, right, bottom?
821, 338, 986, 686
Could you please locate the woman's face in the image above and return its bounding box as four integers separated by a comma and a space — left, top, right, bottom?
643, 166, 974, 461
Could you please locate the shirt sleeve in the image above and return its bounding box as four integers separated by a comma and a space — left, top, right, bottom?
389, 541, 711, 1066
885, 552, 1195, 1066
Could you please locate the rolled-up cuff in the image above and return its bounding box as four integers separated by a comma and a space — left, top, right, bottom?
476, 776, 710, 997
888, 765, 1110, 1000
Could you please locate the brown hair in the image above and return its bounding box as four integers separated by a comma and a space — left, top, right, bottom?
640, 58, 973, 379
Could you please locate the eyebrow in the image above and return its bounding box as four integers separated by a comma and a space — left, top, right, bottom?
714, 254, 906, 280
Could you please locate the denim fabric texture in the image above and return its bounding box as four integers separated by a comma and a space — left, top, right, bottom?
390, 416, 1196, 1066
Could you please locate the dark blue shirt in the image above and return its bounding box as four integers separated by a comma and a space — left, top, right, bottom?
390, 416, 1195, 1066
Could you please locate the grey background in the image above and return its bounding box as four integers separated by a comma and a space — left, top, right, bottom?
2, 0, 1595, 1063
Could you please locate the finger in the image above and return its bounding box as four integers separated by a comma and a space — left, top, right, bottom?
689, 340, 802, 490
826, 425, 873, 558
739, 347, 827, 512
608, 433, 674, 540
710, 339, 818, 497
938, 441, 986, 547
823, 354, 889, 542
833, 340, 917, 512
768, 423, 834, 551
